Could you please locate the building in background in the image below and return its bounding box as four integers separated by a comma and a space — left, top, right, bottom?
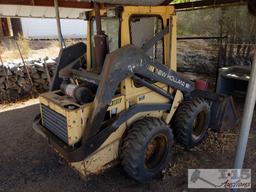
0, 5, 89, 39
20, 18, 86, 39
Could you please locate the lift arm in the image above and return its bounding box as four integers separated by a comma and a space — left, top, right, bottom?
84, 45, 195, 141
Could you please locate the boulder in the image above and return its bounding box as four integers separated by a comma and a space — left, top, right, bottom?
31, 73, 40, 79
0, 77, 5, 84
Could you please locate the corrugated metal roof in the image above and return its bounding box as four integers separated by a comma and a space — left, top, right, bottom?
174, 0, 247, 10
0, 0, 92, 9
0, 5, 91, 19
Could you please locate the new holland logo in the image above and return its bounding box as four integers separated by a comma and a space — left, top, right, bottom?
147, 64, 187, 88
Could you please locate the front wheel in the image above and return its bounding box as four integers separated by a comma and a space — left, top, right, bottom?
121, 117, 174, 182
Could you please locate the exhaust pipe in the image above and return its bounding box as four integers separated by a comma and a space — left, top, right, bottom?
93, 3, 108, 73
77, 0, 172, 6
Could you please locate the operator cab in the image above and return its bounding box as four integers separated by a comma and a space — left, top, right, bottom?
87, 6, 172, 72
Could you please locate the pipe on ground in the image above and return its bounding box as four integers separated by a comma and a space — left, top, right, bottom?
77, 0, 172, 6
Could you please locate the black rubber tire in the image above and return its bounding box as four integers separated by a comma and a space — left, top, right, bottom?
121, 117, 174, 183
173, 97, 210, 150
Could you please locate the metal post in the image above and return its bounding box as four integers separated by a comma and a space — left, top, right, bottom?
54, 0, 65, 48
234, 50, 256, 169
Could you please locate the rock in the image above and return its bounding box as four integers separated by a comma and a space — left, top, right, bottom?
8, 83, 19, 90
43, 84, 49, 90
41, 73, 48, 79
0, 77, 5, 84
0, 92, 8, 101
45, 58, 56, 65
22, 85, 32, 93
0, 70, 5, 76
8, 88, 19, 100
17, 77, 27, 86
15, 69, 25, 77
0, 66, 5, 76
36, 66, 45, 72
0, 83, 5, 89
8, 64, 18, 72
33, 78, 45, 84
34, 61, 44, 67
43, 56, 49, 61
31, 73, 40, 79
5, 68, 12, 76
31, 66, 38, 74
8, 77, 17, 83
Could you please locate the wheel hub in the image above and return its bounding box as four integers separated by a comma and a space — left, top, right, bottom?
144, 134, 167, 170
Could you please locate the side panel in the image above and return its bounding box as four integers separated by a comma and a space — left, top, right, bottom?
71, 123, 126, 176
39, 93, 125, 146
39, 95, 92, 145
122, 78, 170, 100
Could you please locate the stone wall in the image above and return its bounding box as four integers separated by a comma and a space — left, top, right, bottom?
0, 58, 56, 102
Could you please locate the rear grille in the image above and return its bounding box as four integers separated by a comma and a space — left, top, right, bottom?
41, 104, 68, 144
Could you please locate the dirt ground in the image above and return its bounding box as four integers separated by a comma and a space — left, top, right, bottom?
0, 98, 255, 192
1, 39, 86, 63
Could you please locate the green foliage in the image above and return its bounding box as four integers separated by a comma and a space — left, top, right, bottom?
177, 5, 256, 42
177, 8, 220, 37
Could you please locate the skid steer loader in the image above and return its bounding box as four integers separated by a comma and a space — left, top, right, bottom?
33, 2, 238, 182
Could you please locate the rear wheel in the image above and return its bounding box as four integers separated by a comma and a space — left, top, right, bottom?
121, 117, 173, 182
173, 97, 210, 150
